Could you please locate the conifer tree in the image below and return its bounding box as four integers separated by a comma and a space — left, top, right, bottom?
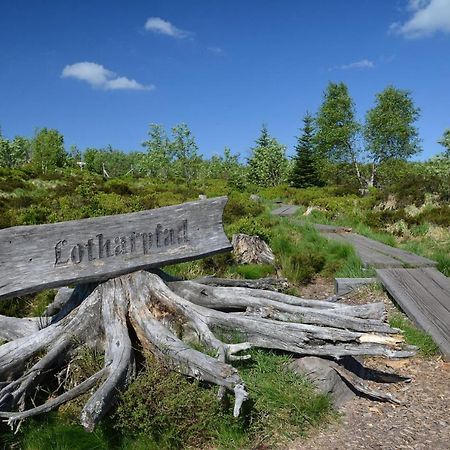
290, 113, 320, 188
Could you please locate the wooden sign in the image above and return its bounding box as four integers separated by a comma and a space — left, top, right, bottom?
0, 197, 232, 300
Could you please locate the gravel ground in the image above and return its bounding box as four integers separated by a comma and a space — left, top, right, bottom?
290, 281, 450, 450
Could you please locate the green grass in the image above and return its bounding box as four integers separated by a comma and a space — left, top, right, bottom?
389, 312, 439, 357
238, 350, 332, 445
0, 289, 56, 318
1, 174, 448, 449
1, 351, 331, 450
229, 263, 276, 279
270, 220, 369, 284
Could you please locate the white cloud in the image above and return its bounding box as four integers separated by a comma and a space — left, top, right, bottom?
391, 0, 450, 38
207, 46, 224, 55
61, 62, 154, 91
341, 59, 375, 69
144, 17, 190, 38
407, 0, 430, 11
332, 59, 375, 71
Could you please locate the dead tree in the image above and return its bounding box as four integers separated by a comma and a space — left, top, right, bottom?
0, 270, 415, 431
0, 197, 415, 431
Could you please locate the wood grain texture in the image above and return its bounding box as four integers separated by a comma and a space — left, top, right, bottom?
0, 197, 232, 300
334, 278, 378, 297
377, 267, 450, 358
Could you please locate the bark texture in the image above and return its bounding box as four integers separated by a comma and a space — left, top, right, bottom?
0, 270, 415, 431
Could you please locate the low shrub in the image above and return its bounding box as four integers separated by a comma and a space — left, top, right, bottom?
0, 176, 28, 192
282, 251, 326, 284
113, 354, 228, 449
227, 216, 273, 243
222, 193, 265, 224
104, 179, 134, 196
416, 206, 450, 227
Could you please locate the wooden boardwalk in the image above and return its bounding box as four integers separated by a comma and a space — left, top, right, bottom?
271, 204, 300, 217
377, 268, 450, 357
321, 231, 436, 269
271, 204, 450, 358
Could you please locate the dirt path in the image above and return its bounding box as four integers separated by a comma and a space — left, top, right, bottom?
291, 282, 450, 450
294, 357, 450, 450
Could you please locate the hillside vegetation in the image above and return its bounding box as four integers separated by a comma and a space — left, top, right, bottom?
1, 81, 449, 449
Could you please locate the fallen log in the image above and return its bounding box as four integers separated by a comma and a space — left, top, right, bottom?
0, 270, 415, 431
194, 276, 289, 291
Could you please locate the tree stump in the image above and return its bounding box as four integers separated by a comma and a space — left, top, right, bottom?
232, 233, 276, 265
0, 270, 415, 432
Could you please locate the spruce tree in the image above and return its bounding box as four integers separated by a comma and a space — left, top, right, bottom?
290, 113, 320, 188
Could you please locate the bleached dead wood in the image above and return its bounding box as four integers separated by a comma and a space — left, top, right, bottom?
0, 271, 415, 431
194, 276, 289, 291
232, 234, 275, 265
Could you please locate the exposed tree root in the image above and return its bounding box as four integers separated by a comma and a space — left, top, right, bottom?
0, 270, 415, 431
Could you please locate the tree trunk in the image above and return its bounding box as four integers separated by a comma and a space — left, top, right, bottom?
0, 270, 415, 431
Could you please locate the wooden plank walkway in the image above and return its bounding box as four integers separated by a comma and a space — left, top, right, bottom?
272, 203, 450, 357
271, 204, 436, 269
271, 204, 300, 217
322, 232, 437, 269
377, 268, 450, 358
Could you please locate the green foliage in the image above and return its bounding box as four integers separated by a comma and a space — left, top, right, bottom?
0, 133, 31, 169
31, 128, 66, 173
364, 86, 421, 165
247, 125, 288, 187
315, 82, 359, 164
114, 354, 228, 449
170, 123, 202, 182
270, 221, 369, 283
389, 313, 439, 357
222, 193, 265, 224
231, 263, 276, 279
238, 350, 331, 445
423, 154, 450, 200
290, 112, 322, 188
10, 415, 114, 450
83, 146, 138, 178
141, 123, 172, 179
281, 250, 326, 284
1, 351, 331, 450
0, 289, 55, 318
438, 128, 450, 155
139, 123, 208, 183
200, 147, 245, 185
114, 351, 330, 449
227, 216, 273, 243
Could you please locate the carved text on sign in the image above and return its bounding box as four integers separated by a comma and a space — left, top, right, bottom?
55, 220, 189, 266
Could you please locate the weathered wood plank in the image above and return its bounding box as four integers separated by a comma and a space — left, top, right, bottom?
345, 234, 436, 268
0, 197, 232, 300
377, 267, 450, 358
334, 278, 378, 297
271, 205, 293, 216
277, 205, 299, 216
312, 224, 352, 233
324, 232, 436, 268
324, 233, 402, 268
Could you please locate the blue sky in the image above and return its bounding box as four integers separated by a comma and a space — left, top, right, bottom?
1, 0, 449, 160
